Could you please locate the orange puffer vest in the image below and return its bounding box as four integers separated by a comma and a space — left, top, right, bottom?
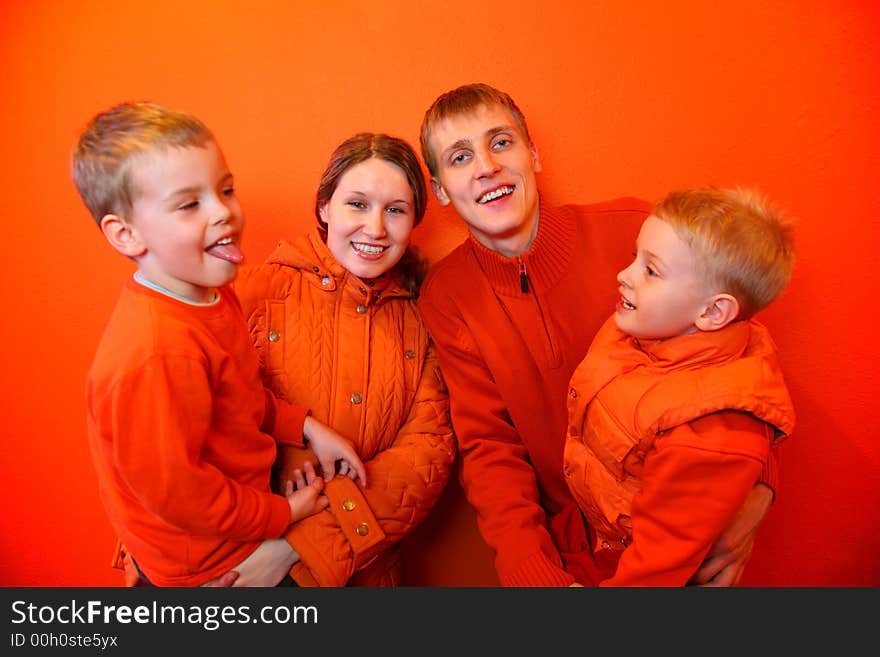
235, 230, 454, 586
564, 317, 794, 552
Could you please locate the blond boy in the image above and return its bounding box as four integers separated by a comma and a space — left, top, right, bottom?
563, 187, 795, 585
73, 102, 365, 586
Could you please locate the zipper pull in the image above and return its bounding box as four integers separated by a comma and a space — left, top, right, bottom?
518, 258, 529, 293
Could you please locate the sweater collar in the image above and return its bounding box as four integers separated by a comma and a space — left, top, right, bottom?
467, 198, 575, 296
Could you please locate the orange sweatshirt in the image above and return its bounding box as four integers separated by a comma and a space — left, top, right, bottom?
564, 317, 794, 585
86, 279, 307, 586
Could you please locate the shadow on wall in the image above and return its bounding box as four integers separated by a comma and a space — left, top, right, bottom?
401, 468, 499, 586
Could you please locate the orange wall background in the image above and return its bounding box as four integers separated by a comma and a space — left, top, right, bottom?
1, 0, 877, 586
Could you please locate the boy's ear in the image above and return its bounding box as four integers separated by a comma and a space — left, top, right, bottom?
430, 178, 451, 206
695, 293, 740, 332
100, 214, 146, 258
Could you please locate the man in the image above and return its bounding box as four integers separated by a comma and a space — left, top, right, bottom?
417, 83, 775, 586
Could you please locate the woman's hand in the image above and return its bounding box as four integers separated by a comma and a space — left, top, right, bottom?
227, 538, 301, 587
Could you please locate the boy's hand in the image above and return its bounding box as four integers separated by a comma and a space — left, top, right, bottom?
302, 416, 367, 486
285, 461, 329, 522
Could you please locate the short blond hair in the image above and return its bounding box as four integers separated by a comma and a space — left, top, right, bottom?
419, 83, 532, 178
654, 187, 795, 319
72, 102, 213, 225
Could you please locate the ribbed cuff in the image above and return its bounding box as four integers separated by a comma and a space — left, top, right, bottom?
501, 551, 575, 587
760, 445, 780, 502
265, 394, 307, 448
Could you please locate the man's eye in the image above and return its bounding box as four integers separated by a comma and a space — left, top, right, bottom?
451, 152, 470, 165
493, 138, 511, 149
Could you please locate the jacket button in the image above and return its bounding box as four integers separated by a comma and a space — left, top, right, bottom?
342, 498, 356, 511
312, 266, 320, 273
356, 523, 369, 536
404, 349, 416, 360
358, 286, 367, 295
601, 540, 611, 550
350, 392, 363, 404
356, 304, 367, 314
321, 276, 330, 286
268, 330, 280, 342
569, 387, 578, 399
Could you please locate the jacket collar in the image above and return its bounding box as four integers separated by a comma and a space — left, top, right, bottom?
265, 228, 410, 301
633, 320, 753, 370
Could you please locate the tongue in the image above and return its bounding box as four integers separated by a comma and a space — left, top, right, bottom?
206, 243, 244, 264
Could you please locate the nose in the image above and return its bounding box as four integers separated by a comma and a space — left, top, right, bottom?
362, 208, 387, 239
210, 194, 233, 225
473, 146, 500, 178
617, 261, 635, 289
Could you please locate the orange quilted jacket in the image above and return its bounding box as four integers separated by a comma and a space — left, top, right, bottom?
235, 230, 455, 586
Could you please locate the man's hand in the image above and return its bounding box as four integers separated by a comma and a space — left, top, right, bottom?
689, 483, 773, 586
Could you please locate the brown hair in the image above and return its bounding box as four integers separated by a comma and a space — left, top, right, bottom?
654, 187, 796, 319
315, 133, 428, 296
72, 102, 213, 225
419, 82, 532, 178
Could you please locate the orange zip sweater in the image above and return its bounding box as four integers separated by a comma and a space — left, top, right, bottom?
86, 279, 307, 586
418, 199, 781, 586
564, 316, 794, 586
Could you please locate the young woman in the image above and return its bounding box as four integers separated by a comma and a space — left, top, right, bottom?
233, 133, 455, 586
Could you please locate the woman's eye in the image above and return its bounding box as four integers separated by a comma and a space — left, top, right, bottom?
348, 201, 366, 209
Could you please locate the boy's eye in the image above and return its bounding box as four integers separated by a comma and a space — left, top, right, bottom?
450, 151, 471, 165
645, 265, 658, 277
179, 200, 199, 211
222, 186, 235, 197
492, 137, 511, 150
